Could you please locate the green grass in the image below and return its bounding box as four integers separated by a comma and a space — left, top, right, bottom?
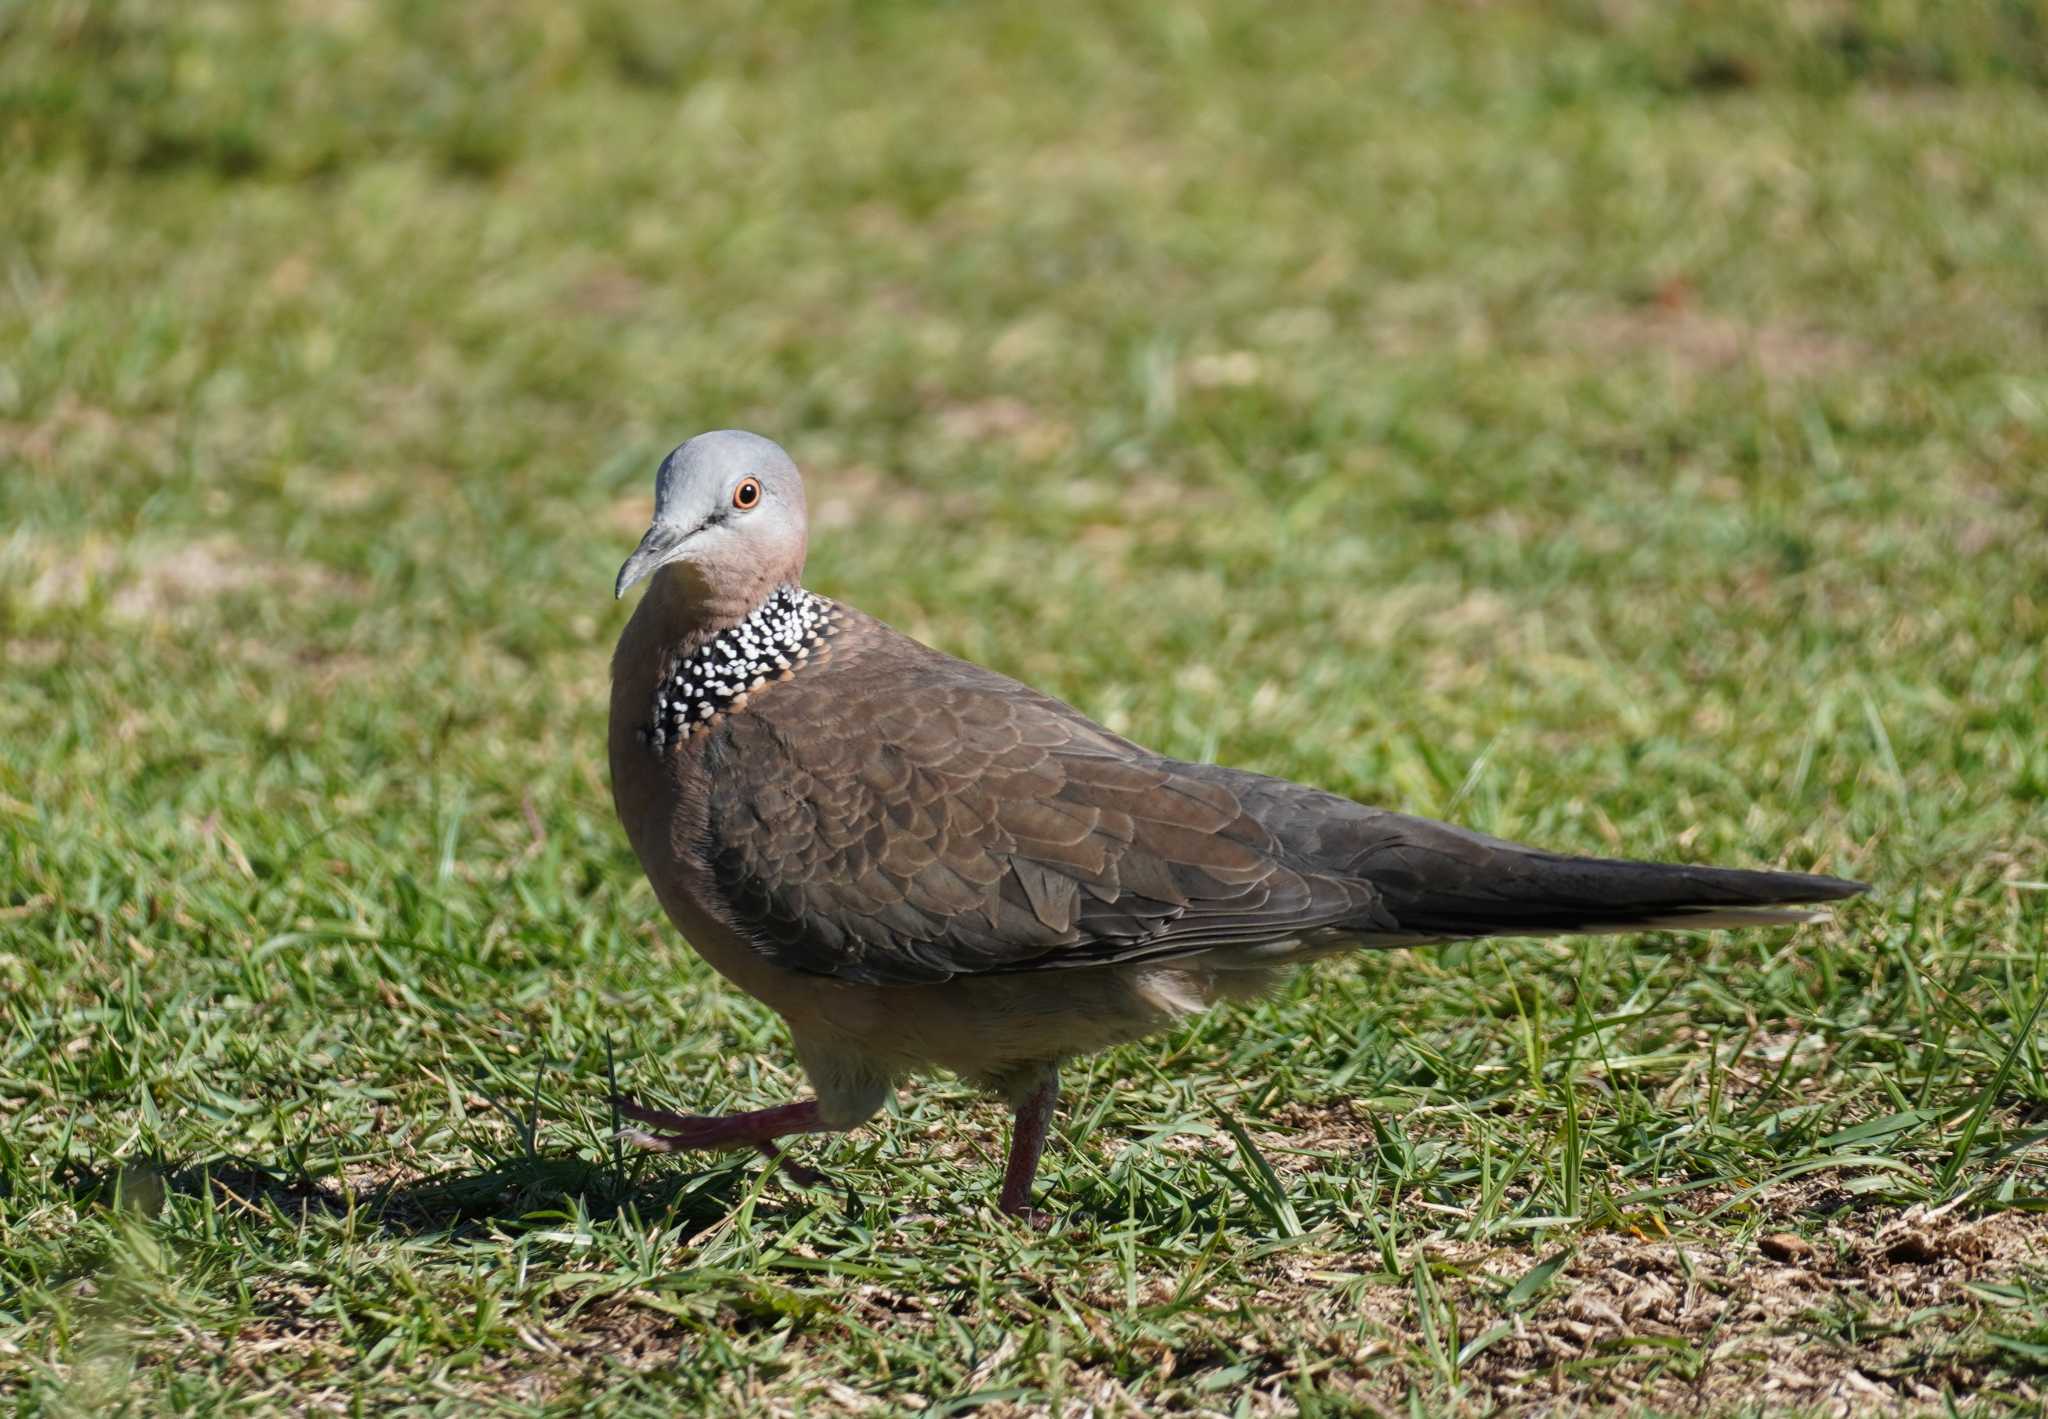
5, 0, 2048, 1413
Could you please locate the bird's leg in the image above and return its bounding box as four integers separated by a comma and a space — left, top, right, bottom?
612, 1096, 834, 1156
997, 1069, 1060, 1224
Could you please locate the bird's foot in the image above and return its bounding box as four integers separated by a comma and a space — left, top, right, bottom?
609, 1093, 825, 1151
616, 1128, 822, 1182
617, 1126, 704, 1154
617, 1109, 838, 1203
610, 1092, 841, 1205
998, 1203, 1054, 1231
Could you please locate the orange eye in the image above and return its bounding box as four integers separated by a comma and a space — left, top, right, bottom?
733, 477, 761, 510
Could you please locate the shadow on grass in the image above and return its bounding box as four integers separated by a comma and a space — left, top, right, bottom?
53, 1146, 824, 1239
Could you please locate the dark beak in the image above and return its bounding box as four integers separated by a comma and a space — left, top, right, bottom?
615, 524, 687, 599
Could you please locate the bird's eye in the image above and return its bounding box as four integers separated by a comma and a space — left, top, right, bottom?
733, 478, 762, 510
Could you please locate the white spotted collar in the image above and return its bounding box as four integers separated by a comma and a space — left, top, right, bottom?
643, 585, 839, 751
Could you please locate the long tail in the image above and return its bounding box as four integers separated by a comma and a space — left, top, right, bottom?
1342, 813, 1865, 942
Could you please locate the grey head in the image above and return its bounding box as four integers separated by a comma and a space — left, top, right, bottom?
614, 430, 809, 617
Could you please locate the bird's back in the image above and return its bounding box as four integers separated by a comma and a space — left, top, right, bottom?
637, 602, 1856, 988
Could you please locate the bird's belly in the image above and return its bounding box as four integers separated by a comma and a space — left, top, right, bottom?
797, 961, 1287, 1089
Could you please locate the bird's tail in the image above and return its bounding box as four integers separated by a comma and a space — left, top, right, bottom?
1340, 813, 1865, 943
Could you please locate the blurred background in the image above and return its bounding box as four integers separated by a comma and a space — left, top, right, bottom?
5, 0, 2044, 842
8, 0, 2047, 859
5, 1, 2048, 1411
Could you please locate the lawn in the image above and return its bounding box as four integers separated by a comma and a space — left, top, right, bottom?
4, 1, 2048, 1413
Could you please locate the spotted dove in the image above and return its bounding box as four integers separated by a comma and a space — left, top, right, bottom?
607, 430, 1865, 1220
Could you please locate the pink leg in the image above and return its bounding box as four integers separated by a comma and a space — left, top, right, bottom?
997, 1074, 1059, 1222
612, 1095, 835, 1155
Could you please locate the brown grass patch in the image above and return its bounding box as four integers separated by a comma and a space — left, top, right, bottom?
932, 396, 1075, 463
1554, 288, 1862, 383
17, 534, 357, 622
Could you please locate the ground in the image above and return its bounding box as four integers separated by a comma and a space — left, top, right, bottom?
4, 1, 2048, 1414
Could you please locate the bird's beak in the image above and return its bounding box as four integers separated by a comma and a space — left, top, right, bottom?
615, 524, 688, 599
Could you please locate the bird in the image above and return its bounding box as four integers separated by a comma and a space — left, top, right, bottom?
606, 429, 1866, 1221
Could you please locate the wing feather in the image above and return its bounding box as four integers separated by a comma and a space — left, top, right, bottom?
700, 611, 1379, 984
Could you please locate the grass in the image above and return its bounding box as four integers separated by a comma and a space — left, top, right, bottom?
4, 0, 2048, 1412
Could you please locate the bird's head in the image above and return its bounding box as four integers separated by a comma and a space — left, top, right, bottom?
614, 430, 810, 618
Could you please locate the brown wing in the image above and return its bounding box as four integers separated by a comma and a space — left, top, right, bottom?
699, 615, 1388, 985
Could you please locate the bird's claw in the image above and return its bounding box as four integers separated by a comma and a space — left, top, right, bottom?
617, 1127, 687, 1154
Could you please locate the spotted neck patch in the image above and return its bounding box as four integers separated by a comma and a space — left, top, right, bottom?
643, 584, 838, 752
